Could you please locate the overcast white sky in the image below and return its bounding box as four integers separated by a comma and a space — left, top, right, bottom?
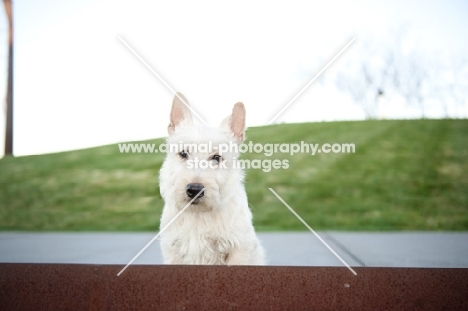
0, 0, 467, 156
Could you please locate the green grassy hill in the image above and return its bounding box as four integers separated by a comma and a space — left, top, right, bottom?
1, 119, 467, 231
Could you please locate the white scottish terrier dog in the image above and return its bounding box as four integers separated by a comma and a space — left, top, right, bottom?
159, 93, 264, 265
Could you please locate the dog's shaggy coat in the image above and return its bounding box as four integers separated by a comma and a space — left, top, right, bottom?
159, 93, 264, 265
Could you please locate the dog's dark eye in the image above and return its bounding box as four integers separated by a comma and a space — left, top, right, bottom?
212, 154, 222, 163
179, 150, 188, 159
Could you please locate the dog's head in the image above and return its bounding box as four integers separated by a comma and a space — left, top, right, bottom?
159, 92, 246, 212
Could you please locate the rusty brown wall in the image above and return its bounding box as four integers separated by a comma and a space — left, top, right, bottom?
0, 264, 467, 310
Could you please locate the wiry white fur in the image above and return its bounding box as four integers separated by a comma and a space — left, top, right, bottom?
159, 94, 264, 265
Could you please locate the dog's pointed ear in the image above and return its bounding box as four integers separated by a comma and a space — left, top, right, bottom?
168, 92, 193, 135
221, 102, 246, 143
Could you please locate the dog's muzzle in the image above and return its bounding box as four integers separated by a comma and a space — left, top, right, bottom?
186, 183, 205, 200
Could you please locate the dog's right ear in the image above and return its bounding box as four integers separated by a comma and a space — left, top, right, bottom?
168, 92, 193, 135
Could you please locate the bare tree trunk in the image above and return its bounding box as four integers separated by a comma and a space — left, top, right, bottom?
4, 0, 13, 156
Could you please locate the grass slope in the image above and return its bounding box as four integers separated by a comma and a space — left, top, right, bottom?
0, 119, 467, 231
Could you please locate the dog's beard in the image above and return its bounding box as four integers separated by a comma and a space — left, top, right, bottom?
188, 189, 221, 213
187, 198, 213, 213
173, 185, 221, 213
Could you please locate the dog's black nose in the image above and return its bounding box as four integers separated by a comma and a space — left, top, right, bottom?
186, 183, 205, 199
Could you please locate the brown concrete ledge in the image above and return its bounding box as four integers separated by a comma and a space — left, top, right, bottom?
0, 264, 467, 310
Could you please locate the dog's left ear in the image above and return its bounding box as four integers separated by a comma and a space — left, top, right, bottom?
221, 102, 246, 143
